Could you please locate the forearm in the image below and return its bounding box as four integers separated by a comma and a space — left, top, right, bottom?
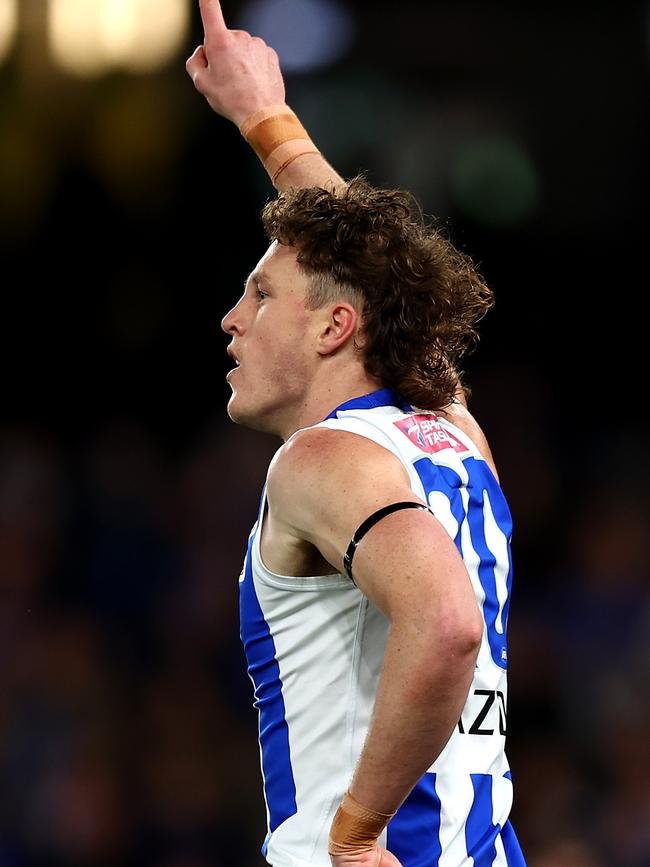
348, 623, 477, 814
237, 104, 346, 193
271, 149, 345, 194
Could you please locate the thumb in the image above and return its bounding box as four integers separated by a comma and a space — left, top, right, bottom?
379, 850, 403, 867
185, 44, 208, 83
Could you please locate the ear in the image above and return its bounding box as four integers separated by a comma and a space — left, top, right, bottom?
315, 302, 360, 357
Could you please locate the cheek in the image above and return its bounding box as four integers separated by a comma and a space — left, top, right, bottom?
265, 332, 311, 389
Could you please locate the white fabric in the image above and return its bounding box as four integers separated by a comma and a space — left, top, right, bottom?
241, 400, 518, 867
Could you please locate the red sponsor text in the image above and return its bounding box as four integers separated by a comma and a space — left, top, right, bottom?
394, 415, 469, 454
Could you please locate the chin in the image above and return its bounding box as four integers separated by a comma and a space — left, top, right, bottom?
226, 394, 274, 434
226, 394, 250, 426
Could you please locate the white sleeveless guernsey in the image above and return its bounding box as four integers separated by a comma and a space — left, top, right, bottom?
239, 389, 527, 867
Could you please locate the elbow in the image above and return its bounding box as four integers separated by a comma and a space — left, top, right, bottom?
439, 605, 483, 666
390, 598, 484, 668
396, 608, 483, 703
463, 604, 484, 654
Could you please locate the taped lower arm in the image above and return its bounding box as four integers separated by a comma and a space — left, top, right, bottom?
328, 790, 395, 856
239, 104, 321, 183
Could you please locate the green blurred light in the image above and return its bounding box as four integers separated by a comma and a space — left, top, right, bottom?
450, 135, 540, 228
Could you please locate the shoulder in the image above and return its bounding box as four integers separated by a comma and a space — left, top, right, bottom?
437, 402, 499, 481
266, 425, 417, 558
268, 425, 411, 507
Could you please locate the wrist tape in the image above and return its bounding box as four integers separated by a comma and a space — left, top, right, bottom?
328, 790, 395, 856
239, 104, 320, 182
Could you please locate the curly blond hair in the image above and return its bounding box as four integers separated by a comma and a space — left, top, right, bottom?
262, 177, 493, 410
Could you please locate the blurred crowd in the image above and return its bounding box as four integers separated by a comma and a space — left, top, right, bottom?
2, 0, 647, 863
0, 366, 648, 867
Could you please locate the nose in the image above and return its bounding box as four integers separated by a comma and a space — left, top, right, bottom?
221, 307, 235, 335
221, 297, 244, 335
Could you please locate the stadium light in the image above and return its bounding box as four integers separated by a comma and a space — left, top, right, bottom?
48, 0, 111, 76
116, 0, 189, 73
0, 0, 17, 63
47, 0, 188, 77
238, 0, 355, 73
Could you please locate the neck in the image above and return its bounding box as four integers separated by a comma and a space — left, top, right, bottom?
277, 369, 382, 441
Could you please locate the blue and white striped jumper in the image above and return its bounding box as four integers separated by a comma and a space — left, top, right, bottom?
239, 388, 527, 867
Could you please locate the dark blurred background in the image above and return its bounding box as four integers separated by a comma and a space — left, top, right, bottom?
1, 1, 649, 865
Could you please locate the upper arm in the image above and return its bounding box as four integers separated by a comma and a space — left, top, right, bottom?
268, 428, 481, 632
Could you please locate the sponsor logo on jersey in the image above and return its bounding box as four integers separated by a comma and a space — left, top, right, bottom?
394, 414, 469, 454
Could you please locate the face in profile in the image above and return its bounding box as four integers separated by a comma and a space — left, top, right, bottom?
221, 242, 317, 435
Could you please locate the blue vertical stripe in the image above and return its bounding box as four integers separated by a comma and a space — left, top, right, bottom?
501, 820, 528, 866
413, 458, 467, 553
386, 773, 442, 866
464, 457, 513, 669
466, 774, 500, 867
413, 455, 513, 670
239, 523, 297, 834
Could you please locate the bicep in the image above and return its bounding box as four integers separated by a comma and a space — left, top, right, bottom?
348, 506, 475, 625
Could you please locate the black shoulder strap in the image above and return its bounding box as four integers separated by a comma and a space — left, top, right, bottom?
343, 501, 432, 585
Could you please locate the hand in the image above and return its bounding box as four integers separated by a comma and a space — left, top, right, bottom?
185, 0, 286, 127
330, 846, 403, 867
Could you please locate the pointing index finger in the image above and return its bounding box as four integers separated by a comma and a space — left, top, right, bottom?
199, 0, 229, 40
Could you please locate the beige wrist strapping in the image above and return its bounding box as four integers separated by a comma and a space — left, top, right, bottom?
239, 104, 320, 183
328, 790, 395, 856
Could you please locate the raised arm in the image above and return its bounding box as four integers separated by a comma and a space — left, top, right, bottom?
186, 0, 344, 192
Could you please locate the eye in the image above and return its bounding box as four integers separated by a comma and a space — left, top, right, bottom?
256, 289, 268, 302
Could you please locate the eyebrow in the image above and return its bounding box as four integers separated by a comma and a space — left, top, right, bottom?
244, 270, 271, 290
